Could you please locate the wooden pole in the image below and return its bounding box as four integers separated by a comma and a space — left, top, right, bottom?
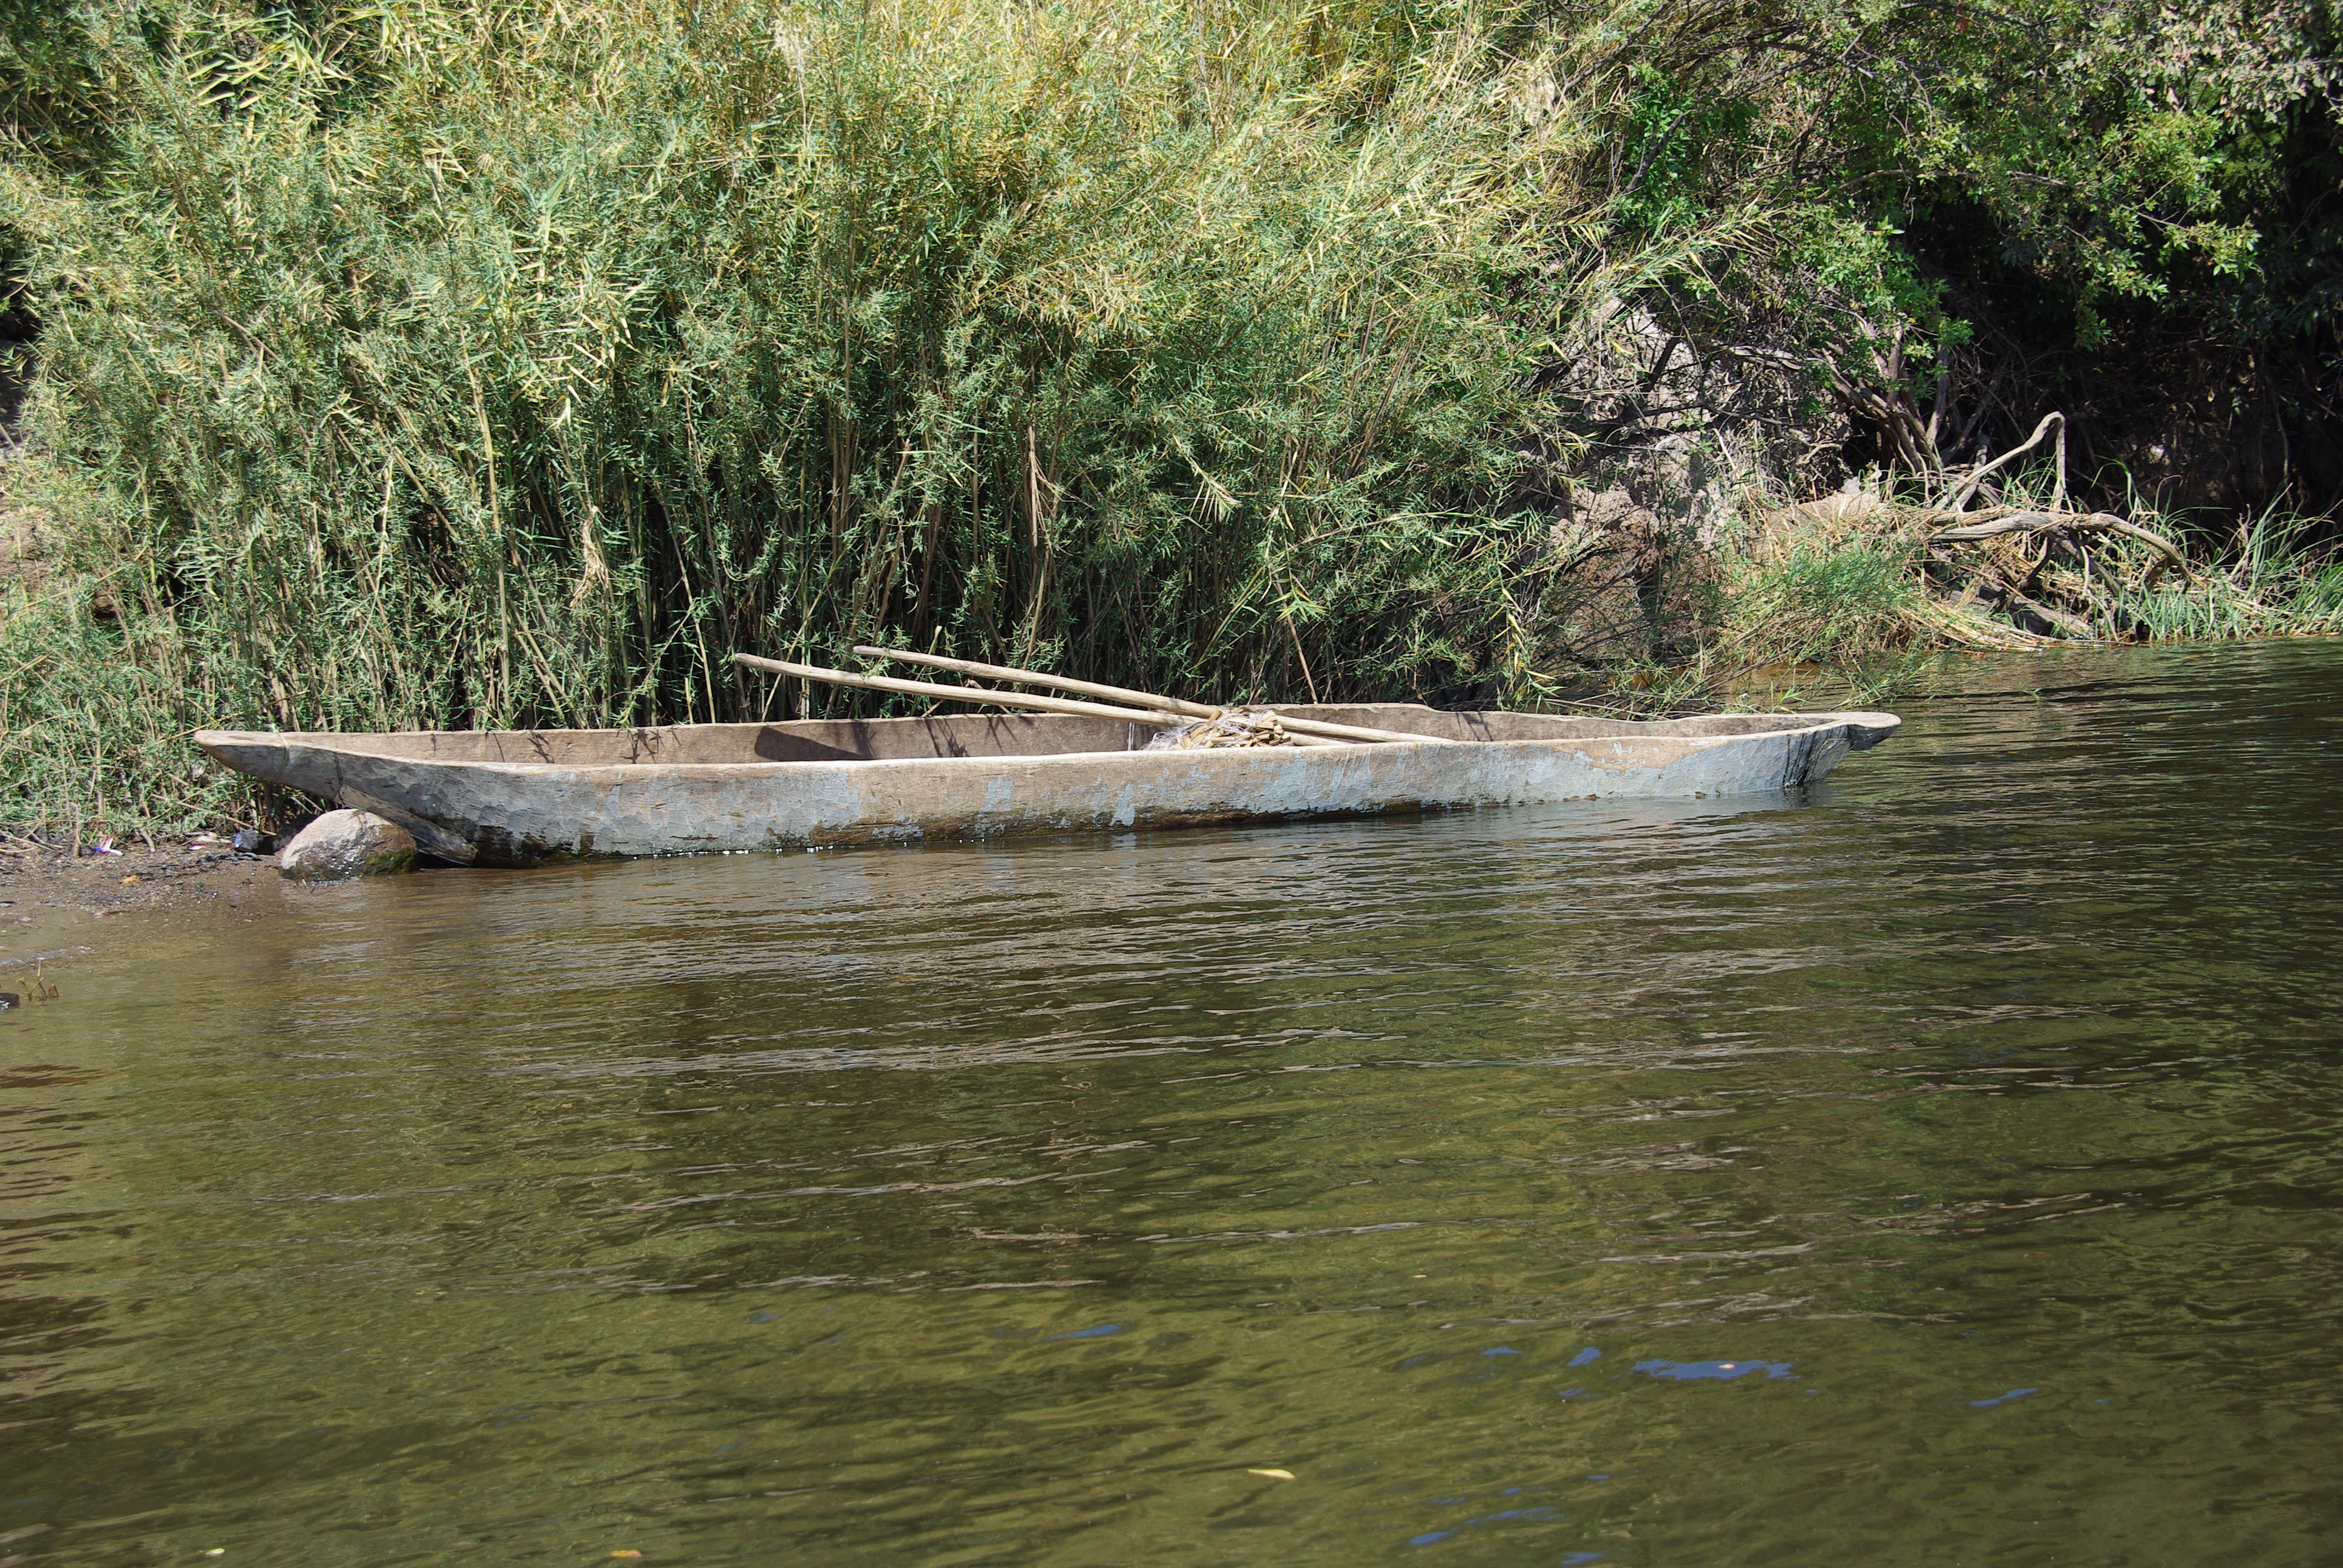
852, 645, 1217, 718
731, 654, 1342, 745
847, 645, 1455, 746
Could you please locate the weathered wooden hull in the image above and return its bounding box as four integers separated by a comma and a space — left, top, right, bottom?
194, 704, 1900, 865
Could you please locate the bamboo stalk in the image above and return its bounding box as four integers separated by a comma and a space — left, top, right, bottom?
732, 653, 1342, 744
848, 645, 1455, 745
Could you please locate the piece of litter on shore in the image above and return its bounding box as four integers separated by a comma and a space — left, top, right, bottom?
1247, 1468, 1296, 1480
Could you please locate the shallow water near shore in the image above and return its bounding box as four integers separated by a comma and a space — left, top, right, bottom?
5, 640, 2342, 1566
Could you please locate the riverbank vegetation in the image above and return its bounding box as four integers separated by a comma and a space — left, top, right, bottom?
1, 0, 2336, 829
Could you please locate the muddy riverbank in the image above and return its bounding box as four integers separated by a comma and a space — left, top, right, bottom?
0, 841, 286, 972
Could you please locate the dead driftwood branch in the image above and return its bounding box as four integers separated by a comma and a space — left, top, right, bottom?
1927, 509, 2197, 587
1938, 410, 2065, 514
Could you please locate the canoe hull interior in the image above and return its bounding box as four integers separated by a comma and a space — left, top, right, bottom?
194, 704, 1901, 864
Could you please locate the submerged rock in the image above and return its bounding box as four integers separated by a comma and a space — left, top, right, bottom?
277, 810, 418, 880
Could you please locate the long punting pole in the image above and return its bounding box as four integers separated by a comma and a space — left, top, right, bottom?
731, 654, 1343, 745
847, 645, 1454, 746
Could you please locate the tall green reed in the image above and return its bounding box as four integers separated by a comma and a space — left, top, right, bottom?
2113, 501, 2343, 640
2, 0, 1564, 827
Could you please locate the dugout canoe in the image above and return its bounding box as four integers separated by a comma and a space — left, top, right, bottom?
193, 704, 1902, 866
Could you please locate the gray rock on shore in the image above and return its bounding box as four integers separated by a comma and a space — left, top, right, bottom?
277, 809, 418, 880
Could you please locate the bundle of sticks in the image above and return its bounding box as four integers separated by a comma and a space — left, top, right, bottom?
730, 646, 1453, 746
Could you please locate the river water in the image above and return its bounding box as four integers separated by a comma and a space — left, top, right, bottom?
5, 641, 2341, 1566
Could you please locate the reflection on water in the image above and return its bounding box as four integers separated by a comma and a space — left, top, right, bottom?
5, 641, 2342, 1566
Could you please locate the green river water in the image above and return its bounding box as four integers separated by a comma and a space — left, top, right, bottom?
5, 641, 2342, 1566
